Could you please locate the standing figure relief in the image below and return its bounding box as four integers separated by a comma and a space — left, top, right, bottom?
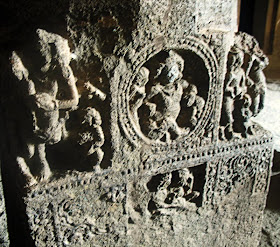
130, 50, 205, 143
77, 80, 106, 172
221, 49, 247, 140
220, 33, 268, 140
10, 29, 79, 185
246, 56, 268, 116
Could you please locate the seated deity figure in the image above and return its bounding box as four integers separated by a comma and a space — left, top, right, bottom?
11, 29, 79, 185
143, 51, 189, 142
165, 168, 199, 208
221, 49, 247, 140
149, 169, 199, 214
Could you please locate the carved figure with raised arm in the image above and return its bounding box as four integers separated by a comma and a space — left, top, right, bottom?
11, 29, 79, 185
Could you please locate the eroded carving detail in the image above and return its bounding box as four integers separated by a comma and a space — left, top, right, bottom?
220, 33, 269, 140
103, 185, 126, 203
26, 176, 127, 246
11, 29, 79, 185
71, 67, 109, 171
204, 147, 272, 207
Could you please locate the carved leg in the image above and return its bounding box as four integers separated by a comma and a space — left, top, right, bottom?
36, 144, 52, 182
190, 107, 198, 126
250, 94, 260, 117
219, 127, 226, 140
26, 143, 35, 159
16, 157, 37, 187
88, 148, 104, 172
258, 93, 265, 113
95, 148, 104, 168
224, 124, 233, 140
223, 97, 234, 140
60, 121, 68, 140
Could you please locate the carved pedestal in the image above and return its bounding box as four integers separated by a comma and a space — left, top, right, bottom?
23, 132, 272, 247
0, 0, 273, 246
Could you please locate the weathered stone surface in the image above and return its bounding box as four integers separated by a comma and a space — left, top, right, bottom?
0, 162, 9, 247
259, 173, 280, 247
0, 0, 273, 246
259, 209, 280, 247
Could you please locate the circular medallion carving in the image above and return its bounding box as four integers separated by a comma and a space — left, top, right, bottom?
119, 36, 218, 147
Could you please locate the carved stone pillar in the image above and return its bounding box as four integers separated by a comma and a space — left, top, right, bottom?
0, 0, 273, 246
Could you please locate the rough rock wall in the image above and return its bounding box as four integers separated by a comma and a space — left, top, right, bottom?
0, 162, 9, 247
0, 0, 273, 246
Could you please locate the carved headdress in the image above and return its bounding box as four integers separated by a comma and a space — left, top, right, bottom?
155, 50, 185, 79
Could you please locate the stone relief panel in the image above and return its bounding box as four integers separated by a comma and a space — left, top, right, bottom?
204, 145, 272, 207
127, 164, 206, 222
220, 32, 269, 141
4, 21, 226, 190
26, 174, 127, 247
119, 37, 219, 149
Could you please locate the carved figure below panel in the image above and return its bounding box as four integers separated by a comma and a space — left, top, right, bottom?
10, 29, 79, 185
220, 33, 269, 140
147, 168, 201, 214
131, 50, 206, 143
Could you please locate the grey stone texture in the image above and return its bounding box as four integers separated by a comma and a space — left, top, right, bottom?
259, 173, 280, 247
0, 0, 274, 246
260, 209, 280, 247
0, 162, 9, 247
